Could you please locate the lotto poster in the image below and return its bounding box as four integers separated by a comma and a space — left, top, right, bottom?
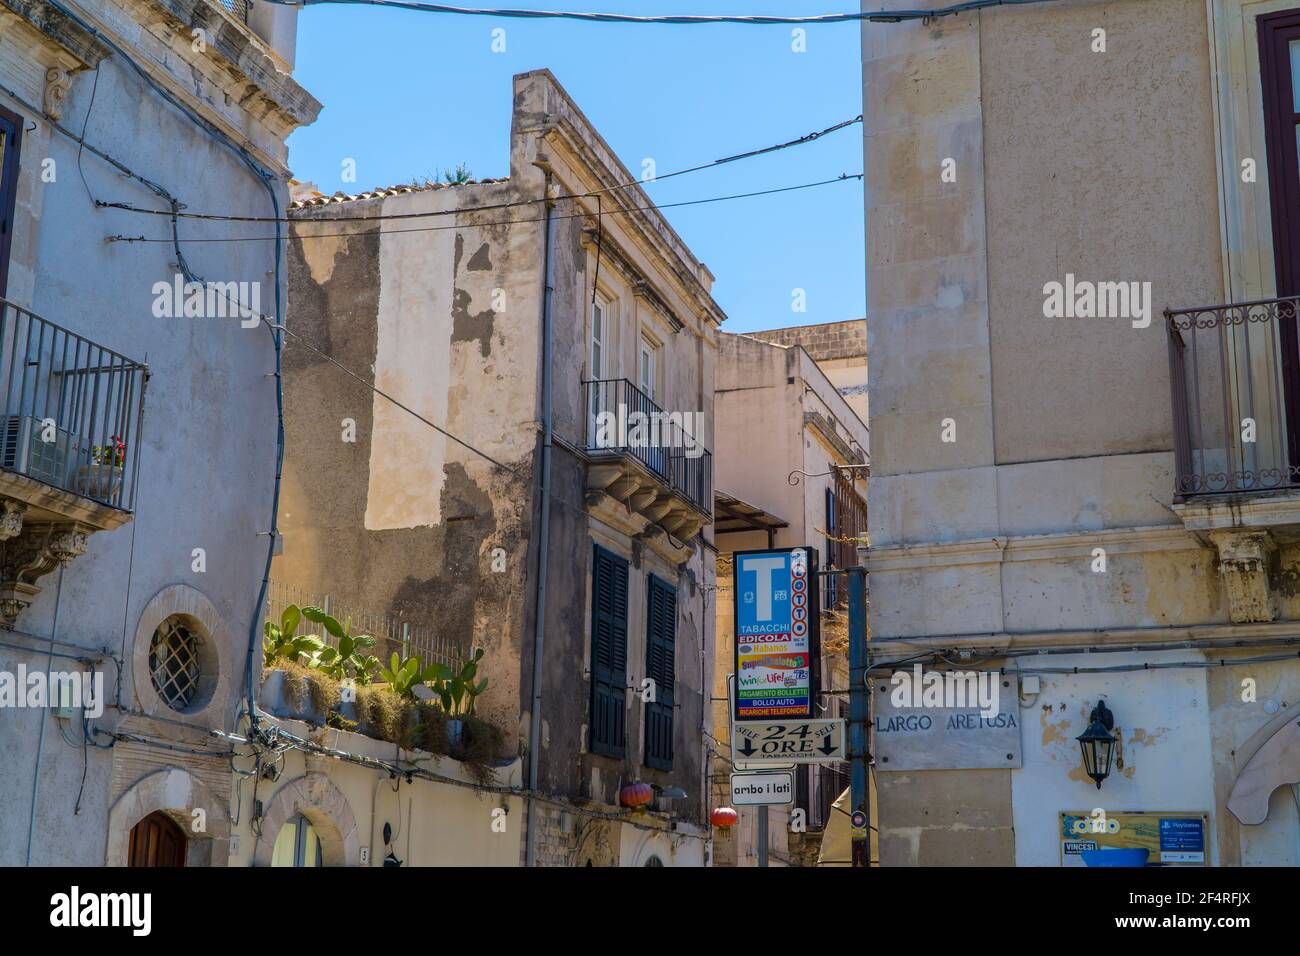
733, 547, 816, 720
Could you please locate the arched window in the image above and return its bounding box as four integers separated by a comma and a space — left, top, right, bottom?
271, 814, 323, 867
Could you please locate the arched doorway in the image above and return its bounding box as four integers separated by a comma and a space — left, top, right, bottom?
128, 811, 187, 867
271, 813, 324, 867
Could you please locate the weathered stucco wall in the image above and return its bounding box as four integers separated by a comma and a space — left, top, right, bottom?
282, 175, 540, 749
0, 0, 316, 864
283, 71, 719, 861
224, 717, 525, 867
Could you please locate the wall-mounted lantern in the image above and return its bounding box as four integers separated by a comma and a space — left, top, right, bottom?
1076, 700, 1117, 789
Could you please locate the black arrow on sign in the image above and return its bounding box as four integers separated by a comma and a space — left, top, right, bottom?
818, 737, 837, 756
738, 739, 756, 757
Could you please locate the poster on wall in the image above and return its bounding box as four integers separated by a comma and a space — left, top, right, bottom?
1059, 811, 1209, 866
733, 546, 819, 721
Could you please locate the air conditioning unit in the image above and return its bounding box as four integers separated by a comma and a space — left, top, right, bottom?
0, 415, 73, 487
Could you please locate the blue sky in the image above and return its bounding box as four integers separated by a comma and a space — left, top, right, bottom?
285, 2, 865, 333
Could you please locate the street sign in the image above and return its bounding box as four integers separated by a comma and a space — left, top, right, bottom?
732, 718, 846, 765
727, 675, 795, 770
730, 771, 794, 806
733, 546, 820, 720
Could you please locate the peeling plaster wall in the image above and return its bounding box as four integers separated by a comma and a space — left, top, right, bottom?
1010, 652, 1219, 867
283, 72, 719, 858
282, 175, 540, 752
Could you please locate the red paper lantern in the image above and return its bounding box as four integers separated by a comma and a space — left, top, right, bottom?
619, 781, 653, 808
710, 806, 739, 828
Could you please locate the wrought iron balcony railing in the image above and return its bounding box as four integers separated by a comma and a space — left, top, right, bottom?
1166, 295, 1300, 496
0, 298, 148, 510
584, 378, 713, 517
216, 0, 251, 22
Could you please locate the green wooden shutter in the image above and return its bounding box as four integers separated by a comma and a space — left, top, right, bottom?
589, 545, 628, 758
644, 575, 677, 770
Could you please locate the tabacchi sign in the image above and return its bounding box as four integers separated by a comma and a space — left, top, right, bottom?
733, 546, 818, 720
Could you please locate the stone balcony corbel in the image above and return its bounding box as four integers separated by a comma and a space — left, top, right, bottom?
0, 514, 94, 627
0, 460, 136, 630
1206, 528, 1277, 624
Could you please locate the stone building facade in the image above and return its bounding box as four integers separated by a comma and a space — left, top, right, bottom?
0, 0, 319, 865
710, 327, 868, 866
863, 0, 1300, 866
282, 70, 720, 866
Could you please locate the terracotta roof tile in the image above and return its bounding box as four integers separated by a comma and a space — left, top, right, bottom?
289, 177, 508, 209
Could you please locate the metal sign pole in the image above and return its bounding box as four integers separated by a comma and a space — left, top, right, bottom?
848, 566, 870, 868
758, 811, 769, 867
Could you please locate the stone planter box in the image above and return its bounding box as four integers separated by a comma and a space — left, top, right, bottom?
260, 668, 326, 725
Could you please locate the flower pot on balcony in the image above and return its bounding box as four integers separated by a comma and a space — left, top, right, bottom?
77, 465, 123, 501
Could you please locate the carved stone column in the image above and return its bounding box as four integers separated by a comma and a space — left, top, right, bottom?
1207, 529, 1278, 624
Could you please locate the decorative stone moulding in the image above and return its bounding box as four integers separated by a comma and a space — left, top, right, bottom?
0, 472, 132, 629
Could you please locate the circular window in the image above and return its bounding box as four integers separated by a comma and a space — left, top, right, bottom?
149, 616, 213, 712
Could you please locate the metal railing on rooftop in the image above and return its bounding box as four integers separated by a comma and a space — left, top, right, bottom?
1167, 295, 1300, 496
265, 580, 467, 671
0, 298, 148, 511
583, 378, 712, 516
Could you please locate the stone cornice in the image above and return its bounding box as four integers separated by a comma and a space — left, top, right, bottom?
149, 0, 319, 128
1, 0, 113, 67
868, 621, 1300, 657
534, 113, 727, 334
865, 524, 1202, 573
46, 0, 320, 171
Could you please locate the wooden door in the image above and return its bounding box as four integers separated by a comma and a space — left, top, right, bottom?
127, 811, 187, 867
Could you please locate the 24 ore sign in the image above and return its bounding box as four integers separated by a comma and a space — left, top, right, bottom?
733, 547, 819, 720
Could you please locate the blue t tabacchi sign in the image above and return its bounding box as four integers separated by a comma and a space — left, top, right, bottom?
733, 546, 818, 720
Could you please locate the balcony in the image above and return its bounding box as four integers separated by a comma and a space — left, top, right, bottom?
0, 298, 148, 627
582, 379, 712, 543
1166, 295, 1300, 497
1164, 295, 1300, 622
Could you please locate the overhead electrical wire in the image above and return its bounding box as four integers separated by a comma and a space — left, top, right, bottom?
99, 112, 863, 225
263, 0, 1058, 27
109, 172, 863, 244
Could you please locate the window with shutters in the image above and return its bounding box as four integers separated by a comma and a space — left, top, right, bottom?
589, 544, 629, 758
643, 573, 677, 771
0, 105, 23, 297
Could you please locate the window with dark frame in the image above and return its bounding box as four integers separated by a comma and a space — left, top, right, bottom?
0, 105, 24, 299
643, 573, 676, 771
1258, 10, 1300, 469
589, 544, 629, 759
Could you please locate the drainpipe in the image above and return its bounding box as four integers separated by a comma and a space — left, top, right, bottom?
525, 173, 556, 867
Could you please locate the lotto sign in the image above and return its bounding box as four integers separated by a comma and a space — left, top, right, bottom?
733, 547, 819, 720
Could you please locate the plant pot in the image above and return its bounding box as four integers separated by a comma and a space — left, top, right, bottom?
259, 668, 325, 725
77, 464, 123, 501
